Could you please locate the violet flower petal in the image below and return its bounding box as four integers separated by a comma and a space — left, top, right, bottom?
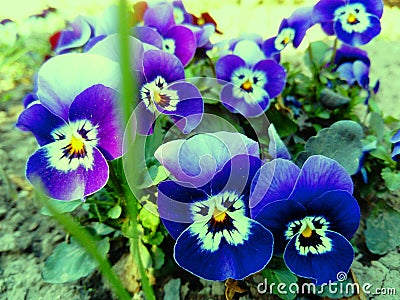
288, 155, 353, 206
68, 84, 123, 160
250, 158, 300, 218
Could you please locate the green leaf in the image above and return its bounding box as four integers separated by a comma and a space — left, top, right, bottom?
261, 259, 298, 300
370, 145, 394, 163
151, 245, 165, 270
266, 107, 298, 138
201, 104, 244, 134
381, 168, 400, 191
139, 240, 153, 269
303, 120, 364, 174
319, 88, 350, 109
92, 223, 115, 236
139, 203, 160, 231
365, 201, 400, 255
368, 112, 385, 142
383, 115, 400, 125
137, 164, 170, 188
144, 118, 164, 160
142, 231, 164, 246
40, 199, 82, 216
107, 205, 122, 219
42, 237, 110, 283
187, 77, 221, 103
304, 41, 330, 70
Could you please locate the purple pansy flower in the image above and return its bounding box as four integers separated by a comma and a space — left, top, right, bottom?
263, 6, 315, 57
391, 130, 400, 161
314, 0, 383, 46
216, 40, 286, 117
136, 49, 203, 135
156, 133, 273, 280
51, 16, 93, 54
50, 5, 121, 54
86, 34, 203, 135
133, 3, 196, 66
16, 54, 122, 201
171, 0, 193, 24
183, 23, 215, 51
250, 156, 360, 285
168, 0, 217, 51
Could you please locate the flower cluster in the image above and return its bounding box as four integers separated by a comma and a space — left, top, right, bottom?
17, 0, 390, 291
155, 130, 360, 283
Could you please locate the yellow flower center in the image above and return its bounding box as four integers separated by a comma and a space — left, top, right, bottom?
154, 91, 162, 104
301, 225, 313, 238
69, 135, 85, 155
241, 80, 252, 91
213, 208, 227, 222
197, 18, 205, 26
347, 13, 357, 24
283, 36, 290, 44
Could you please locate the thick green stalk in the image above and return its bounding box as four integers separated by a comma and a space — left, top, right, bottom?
330, 38, 339, 67
118, 1, 155, 299
36, 195, 131, 300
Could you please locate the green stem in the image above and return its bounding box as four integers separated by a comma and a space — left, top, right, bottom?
307, 45, 318, 102
93, 203, 104, 223
108, 164, 155, 299
125, 192, 156, 300
118, 1, 155, 299
85, 199, 116, 206
330, 38, 339, 67
35, 195, 130, 300
206, 54, 216, 77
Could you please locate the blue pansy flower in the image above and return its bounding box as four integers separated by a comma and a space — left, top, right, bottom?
391, 129, 400, 161
250, 156, 360, 285
314, 0, 383, 46
335, 45, 370, 90
216, 39, 286, 117
333, 45, 379, 103
156, 133, 274, 280
263, 6, 315, 57
133, 3, 197, 66
17, 54, 123, 201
